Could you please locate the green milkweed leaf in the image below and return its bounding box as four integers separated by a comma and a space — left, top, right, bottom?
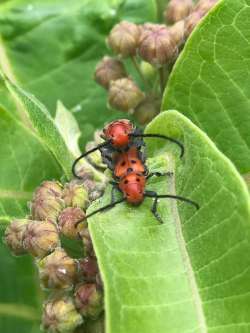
163, 0, 250, 175
89, 110, 250, 333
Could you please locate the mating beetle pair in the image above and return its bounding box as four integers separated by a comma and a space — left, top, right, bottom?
72, 119, 199, 223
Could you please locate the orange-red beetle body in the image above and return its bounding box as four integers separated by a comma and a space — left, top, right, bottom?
118, 173, 146, 204
102, 119, 134, 148
114, 146, 145, 178
112, 146, 147, 204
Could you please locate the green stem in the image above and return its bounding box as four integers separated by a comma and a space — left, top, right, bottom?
159, 67, 165, 96
131, 56, 151, 90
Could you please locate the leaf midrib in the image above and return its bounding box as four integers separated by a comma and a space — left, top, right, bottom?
0, 189, 32, 200
168, 155, 207, 333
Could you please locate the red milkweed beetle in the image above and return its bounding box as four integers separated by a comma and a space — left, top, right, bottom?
72, 119, 184, 179
73, 120, 199, 224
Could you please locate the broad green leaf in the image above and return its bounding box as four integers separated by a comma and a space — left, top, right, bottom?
0, 0, 157, 145
89, 111, 250, 333
55, 101, 81, 158
163, 0, 250, 175
2, 75, 74, 178
0, 107, 63, 333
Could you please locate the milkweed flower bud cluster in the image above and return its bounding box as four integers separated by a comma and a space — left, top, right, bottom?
4, 177, 104, 332
94, 0, 218, 126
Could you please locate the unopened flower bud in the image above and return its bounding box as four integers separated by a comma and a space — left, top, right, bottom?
23, 220, 59, 258
169, 20, 185, 46
31, 181, 64, 222
107, 21, 141, 57
140, 61, 157, 81
63, 181, 89, 209
194, 0, 218, 14
39, 248, 77, 289
95, 56, 127, 89
58, 207, 85, 239
42, 295, 83, 333
165, 0, 193, 24
184, 10, 204, 37
35, 181, 63, 198
138, 24, 177, 67
108, 78, 145, 112
4, 219, 29, 255
78, 256, 99, 283
74, 283, 103, 318
134, 96, 160, 125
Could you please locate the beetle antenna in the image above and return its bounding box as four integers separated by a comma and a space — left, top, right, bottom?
130, 133, 184, 158
72, 141, 110, 179
76, 197, 125, 227
145, 192, 199, 210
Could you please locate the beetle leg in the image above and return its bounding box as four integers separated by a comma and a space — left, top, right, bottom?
151, 196, 164, 224
146, 171, 173, 179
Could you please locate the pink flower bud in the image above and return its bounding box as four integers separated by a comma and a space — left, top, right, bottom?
23, 220, 59, 258
138, 24, 177, 67
58, 207, 85, 239
4, 219, 29, 256
39, 248, 77, 289
95, 56, 127, 89
42, 295, 83, 332
74, 283, 103, 319
63, 181, 89, 209
165, 0, 193, 24
107, 21, 141, 57
108, 78, 145, 112
31, 181, 64, 222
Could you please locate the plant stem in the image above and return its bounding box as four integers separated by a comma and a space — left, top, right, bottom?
159, 67, 165, 96
131, 56, 151, 90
